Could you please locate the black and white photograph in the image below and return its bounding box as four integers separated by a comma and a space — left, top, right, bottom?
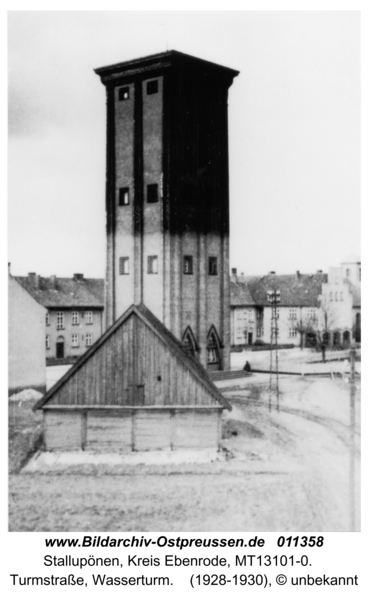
8, 9, 361, 534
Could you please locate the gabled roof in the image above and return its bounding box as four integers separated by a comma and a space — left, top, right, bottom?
15, 275, 104, 309
230, 281, 256, 306
231, 273, 327, 307
34, 303, 231, 411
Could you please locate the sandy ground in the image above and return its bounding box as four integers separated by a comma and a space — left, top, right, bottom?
9, 373, 360, 532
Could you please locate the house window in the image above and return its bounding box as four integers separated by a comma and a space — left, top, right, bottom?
147, 256, 158, 274
330, 292, 333, 301
45, 335, 50, 350
335, 292, 338, 301
346, 268, 350, 278
289, 309, 297, 320
71, 334, 79, 348
183, 256, 193, 274
119, 187, 130, 206
56, 312, 64, 330
45, 312, 50, 326
209, 257, 218, 275
256, 327, 264, 337
289, 328, 297, 338
147, 80, 158, 95
118, 86, 129, 101
85, 311, 93, 324
72, 311, 79, 325
340, 292, 343, 301
119, 257, 130, 275
147, 183, 158, 203
86, 333, 93, 347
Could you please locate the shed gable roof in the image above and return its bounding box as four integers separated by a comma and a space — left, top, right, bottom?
34, 304, 231, 411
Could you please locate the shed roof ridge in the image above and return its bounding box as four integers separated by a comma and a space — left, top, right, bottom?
34, 303, 230, 411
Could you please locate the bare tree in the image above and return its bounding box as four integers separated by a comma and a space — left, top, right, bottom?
292, 317, 309, 350
307, 297, 337, 361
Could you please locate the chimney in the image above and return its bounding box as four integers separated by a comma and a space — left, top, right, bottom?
8, 262, 11, 275
269, 271, 276, 275
28, 272, 40, 289
74, 273, 84, 282
50, 275, 57, 289
317, 270, 323, 273
231, 268, 237, 282
296, 270, 300, 280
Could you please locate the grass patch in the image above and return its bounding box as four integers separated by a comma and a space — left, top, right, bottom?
9, 399, 43, 473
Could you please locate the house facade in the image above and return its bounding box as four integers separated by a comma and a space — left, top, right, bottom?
8, 271, 46, 394
230, 269, 326, 347
319, 257, 361, 346
15, 273, 104, 364
231, 261, 361, 348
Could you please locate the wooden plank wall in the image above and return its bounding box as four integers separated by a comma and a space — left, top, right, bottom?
44, 408, 222, 452
48, 314, 218, 408
44, 411, 83, 451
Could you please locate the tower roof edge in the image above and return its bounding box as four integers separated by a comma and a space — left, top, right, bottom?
94, 49, 239, 85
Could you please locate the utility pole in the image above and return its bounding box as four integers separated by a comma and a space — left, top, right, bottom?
349, 345, 356, 531
268, 289, 280, 412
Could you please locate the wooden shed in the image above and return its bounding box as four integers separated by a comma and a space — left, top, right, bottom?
34, 304, 231, 453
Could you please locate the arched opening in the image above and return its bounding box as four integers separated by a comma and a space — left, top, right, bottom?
343, 330, 350, 346
305, 331, 317, 348
322, 331, 330, 345
355, 313, 361, 343
333, 331, 341, 347
182, 326, 198, 359
56, 336, 65, 359
207, 326, 222, 371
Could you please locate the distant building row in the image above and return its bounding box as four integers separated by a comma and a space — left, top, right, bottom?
8, 256, 361, 394
230, 256, 361, 349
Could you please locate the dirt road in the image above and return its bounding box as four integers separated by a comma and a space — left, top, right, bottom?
9, 375, 360, 532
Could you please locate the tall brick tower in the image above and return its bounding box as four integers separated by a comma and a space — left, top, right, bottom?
95, 51, 238, 371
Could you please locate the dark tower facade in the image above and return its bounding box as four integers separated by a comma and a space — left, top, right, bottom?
95, 51, 238, 371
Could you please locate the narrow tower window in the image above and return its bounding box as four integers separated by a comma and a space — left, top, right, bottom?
119, 257, 130, 275
147, 256, 158, 274
119, 187, 130, 206
209, 257, 218, 275
118, 87, 130, 101
147, 183, 158, 203
146, 80, 158, 95
207, 334, 219, 364
183, 256, 193, 274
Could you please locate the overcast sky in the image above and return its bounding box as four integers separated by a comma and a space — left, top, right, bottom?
8, 11, 360, 278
